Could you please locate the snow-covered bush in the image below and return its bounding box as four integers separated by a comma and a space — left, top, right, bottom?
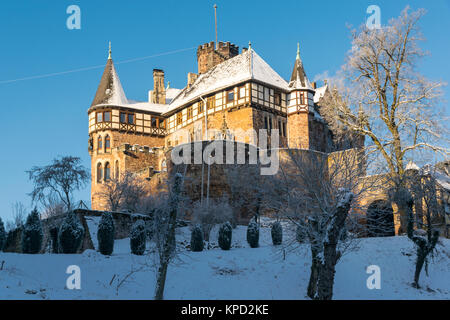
218, 222, 232, 250
271, 221, 283, 245
190, 224, 204, 252
192, 197, 232, 241
247, 220, 259, 248
58, 211, 84, 253
21, 208, 43, 254
130, 220, 146, 255
0, 217, 5, 251
97, 213, 115, 255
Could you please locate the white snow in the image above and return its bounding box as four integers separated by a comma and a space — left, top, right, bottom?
314, 84, 328, 103
167, 49, 290, 112
0, 220, 448, 300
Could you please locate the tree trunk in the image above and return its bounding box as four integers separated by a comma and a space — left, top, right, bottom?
154, 174, 182, 300
413, 249, 426, 288
316, 192, 353, 300
154, 260, 169, 300
307, 250, 320, 299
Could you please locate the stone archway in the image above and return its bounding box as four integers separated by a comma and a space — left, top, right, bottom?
367, 200, 395, 237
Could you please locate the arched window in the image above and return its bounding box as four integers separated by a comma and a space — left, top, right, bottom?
97, 163, 103, 183
115, 160, 119, 179
104, 162, 111, 182
105, 135, 111, 152
161, 160, 167, 172
97, 136, 103, 151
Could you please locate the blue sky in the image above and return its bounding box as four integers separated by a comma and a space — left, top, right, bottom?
0, 0, 449, 222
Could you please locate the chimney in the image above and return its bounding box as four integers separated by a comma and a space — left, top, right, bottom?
312, 81, 317, 89
152, 69, 166, 104
242, 47, 248, 53
324, 79, 328, 86
187, 72, 198, 88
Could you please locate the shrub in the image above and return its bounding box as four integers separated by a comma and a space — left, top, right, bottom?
190, 224, 204, 252
130, 220, 146, 255
218, 222, 232, 250
97, 213, 115, 255
0, 218, 5, 251
58, 212, 84, 253
271, 221, 283, 245
49, 227, 59, 253
21, 208, 43, 254
247, 220, 259, 248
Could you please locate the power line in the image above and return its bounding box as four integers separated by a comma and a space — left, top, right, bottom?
0, 46, 196, 85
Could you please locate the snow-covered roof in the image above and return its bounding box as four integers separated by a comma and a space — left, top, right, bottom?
166, 48, 290, 113
314, 84, 328, 103
165, 88, 182, 104
90, 58, 128, 107
406, 161, 420, 171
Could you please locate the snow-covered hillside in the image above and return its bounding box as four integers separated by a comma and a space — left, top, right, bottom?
0, 221, 449, 300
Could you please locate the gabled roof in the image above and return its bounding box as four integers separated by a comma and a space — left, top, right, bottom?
166, 48, 290, 113
90, 56, 128, 107
289, 43, 314, 91
314, 84, 329, 103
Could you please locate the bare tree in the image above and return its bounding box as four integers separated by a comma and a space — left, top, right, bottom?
191, 196, 233, 241
262, 147, 382, 300
6, 201, 27, 231
402, 167, 444, 288
321, 7, 448, 192
96, 172, 146, 212
27, 156, 89, 212
154, 173, 183, 300
319, 7, 449, 289
41, 194, 66, 219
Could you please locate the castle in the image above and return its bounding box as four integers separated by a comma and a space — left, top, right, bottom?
87, 40, 448, 236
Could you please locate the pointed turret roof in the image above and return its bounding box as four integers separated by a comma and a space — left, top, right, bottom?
289, 43, 314, 91
90, 43, 128, 107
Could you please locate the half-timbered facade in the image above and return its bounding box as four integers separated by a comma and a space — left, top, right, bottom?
88, 41, 346, 210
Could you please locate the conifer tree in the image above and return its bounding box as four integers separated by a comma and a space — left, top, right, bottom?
21, 208, 43, 254
130, 220, 146, 255
97, 213, 115, 255
58, 211, 84, 253
190, 224, 204, 252
218, 222, 232, 250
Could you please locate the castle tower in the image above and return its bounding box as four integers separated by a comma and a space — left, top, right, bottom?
196, 41, 239, 74
88, 44, 165, 210
151, 69, 166, 104
286, 43, 315, 149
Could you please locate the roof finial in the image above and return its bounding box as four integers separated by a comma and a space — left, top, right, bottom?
296, 42, 300, 60
248, 41, 252, 51
108, 41, 112, 60
214, 4, 218, 50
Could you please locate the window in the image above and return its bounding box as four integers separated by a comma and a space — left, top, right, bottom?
274, 92, 281, 105
105, 135, 111, 152
161, 160, 167, 172
283, 122, 286, 137
96, 112, 103, 123
264, 116, 268, 130
120, 112, 126, 123
104, 162, 111, 182
207, 96, 215, 110
177, 112, 182, 125
97, 136, 103, 151
299, 93, 304, 105
104, 111, 111, 122
278, 120, 282, 136
97, 163, 103, 183
159, 119, 166, 129
226, 90, 234, 103
127, 113, 135, 124
269, 117, 272, 131
239, 86, 246, 99
198, 101, 204, 113
187, 107, 193, 120
115, 160, 119, 179
264, 87, 269, 101
151, 117, 157, 127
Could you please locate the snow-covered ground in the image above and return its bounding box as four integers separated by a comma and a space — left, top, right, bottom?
0, 219, 449, 300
